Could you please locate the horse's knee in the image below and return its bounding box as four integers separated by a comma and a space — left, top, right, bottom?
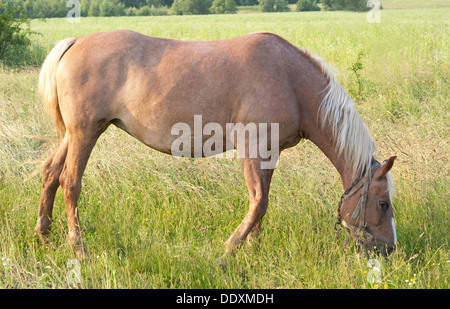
249, 196, 269, 221
59, 170, 81, 198
42, 160, 61, 191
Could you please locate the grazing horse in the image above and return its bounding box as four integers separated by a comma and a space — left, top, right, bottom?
35, 30, 397, 260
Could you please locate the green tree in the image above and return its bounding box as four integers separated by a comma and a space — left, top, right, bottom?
259, 0, 275, 12
99, 0, 125, 16
210, 0, 237, 14
0, 3, 34, 65
296, 0, 320, 11
88, 0, 102, 16
322, 0, 368, 11
258, 0, 289, 12
274, 0, 289, 11
171, 0, 212, 15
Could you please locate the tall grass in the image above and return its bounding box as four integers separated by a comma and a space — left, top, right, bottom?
0, 7, 448, 288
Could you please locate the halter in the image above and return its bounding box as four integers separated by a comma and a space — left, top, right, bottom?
335, 158, 381, 248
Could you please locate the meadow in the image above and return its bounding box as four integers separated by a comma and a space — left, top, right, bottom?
0, 3, 448, 288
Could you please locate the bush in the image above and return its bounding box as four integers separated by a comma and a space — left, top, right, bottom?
171, 0, 212, 15
136, 5, 169, 15
258, 0, 289, 12
321, 0, 368, 11
296, 0, 320, 11
0, 4, 35, 66
274, 0, 289, 11
99, 0, 125, 16
87, 0, 101, 16
210, 0, 237, 14
137, 5, 152, 15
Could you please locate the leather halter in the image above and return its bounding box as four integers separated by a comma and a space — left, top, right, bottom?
335, 158, 381, 246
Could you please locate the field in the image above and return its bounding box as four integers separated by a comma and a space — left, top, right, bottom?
0, 2, 449, 289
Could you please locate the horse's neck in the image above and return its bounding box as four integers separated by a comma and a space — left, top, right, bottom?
307, 127, 355, 191
294, 51, 374, 190
308, 95, 360, 189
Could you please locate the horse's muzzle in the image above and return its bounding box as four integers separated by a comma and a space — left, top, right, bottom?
365, 243, 396, 257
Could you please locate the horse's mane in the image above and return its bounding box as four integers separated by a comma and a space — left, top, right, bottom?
301, 49, 376, 179
300, 49, 395, 195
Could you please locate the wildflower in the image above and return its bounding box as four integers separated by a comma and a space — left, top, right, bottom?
384, 284, 389, 289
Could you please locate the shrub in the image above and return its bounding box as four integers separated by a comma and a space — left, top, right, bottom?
136, 5, 169, 15
171, 0, 212, 15
258, 0, 289, 12
296, 0, 320, 11
0, 3, 34, 66
321, 0, 368, 11
210, 0, 237, 14
274, 0, 289, 11
88, 0, 101, 16
99, 0, 125, 16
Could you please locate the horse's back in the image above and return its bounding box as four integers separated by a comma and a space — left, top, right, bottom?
56, 30, 309, 152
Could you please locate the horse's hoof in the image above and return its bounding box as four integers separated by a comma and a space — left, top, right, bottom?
34, 229, 50, 246
71, 243, 89, 261
216, 253, 231, 269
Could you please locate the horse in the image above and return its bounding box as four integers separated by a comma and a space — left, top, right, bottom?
35, 30, 397, 260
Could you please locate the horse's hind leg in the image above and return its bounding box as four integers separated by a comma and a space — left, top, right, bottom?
247, 218, 263, 245
35, 138, 69, 239
59, 129, 100, 259
219, 158, 274, 262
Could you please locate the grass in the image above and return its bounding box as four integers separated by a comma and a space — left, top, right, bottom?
0, 4, 449, 289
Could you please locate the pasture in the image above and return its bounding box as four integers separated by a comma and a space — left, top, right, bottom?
0, 4, 448, 288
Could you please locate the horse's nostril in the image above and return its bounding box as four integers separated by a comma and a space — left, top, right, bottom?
386, 246, 395, 255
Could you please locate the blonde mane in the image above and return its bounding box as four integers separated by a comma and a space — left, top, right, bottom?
306, 51, 376, 179
306, 51, 395, 195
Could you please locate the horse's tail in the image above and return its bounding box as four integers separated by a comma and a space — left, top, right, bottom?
38, 37, 77, 142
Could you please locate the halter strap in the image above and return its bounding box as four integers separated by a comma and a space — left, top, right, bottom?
335, 158, 381, 246
351, 159, 380, 231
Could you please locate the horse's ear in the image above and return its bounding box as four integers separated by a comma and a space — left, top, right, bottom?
377, 156, 397, 178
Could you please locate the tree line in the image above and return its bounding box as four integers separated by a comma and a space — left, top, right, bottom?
0, 0, 371, 17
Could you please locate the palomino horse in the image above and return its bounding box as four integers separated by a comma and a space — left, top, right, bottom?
35, 30, 397, 260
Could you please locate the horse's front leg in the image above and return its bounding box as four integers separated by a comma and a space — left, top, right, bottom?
218, 158, 274, 264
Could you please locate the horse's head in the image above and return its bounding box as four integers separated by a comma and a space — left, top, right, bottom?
340, 156, 397, 256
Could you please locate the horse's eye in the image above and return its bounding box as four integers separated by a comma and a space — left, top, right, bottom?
379, 201, 389, 211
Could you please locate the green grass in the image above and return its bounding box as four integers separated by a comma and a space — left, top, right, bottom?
0, 4, 449, 288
